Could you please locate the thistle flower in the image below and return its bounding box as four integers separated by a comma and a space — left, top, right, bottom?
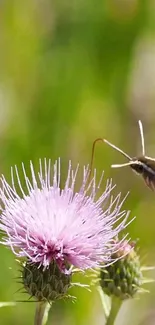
0, 159, 131, 274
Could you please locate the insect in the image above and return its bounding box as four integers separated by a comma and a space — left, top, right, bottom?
90, 120, 155, 191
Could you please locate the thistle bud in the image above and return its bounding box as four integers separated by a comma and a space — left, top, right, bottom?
22, 261, 72, 302
99, 240, 143, 300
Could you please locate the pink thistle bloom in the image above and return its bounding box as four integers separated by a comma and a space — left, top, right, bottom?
0, 159, 131, 273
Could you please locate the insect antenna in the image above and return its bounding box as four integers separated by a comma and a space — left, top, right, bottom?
103, 139, 133, 169
138, 120, 145, 156
89, 121, 145, 179
89, 136, 132, 182
104, 139, 131, 160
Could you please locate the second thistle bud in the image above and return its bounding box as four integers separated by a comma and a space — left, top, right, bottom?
100, 240, 143, 300
22, 260, 72, 302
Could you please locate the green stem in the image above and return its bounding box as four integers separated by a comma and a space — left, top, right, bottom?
97, 286, 111, 318
105, 297, 122, 325
34, 302, 51, 325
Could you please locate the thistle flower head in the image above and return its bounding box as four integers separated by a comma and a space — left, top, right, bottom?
0, 159, 131, 274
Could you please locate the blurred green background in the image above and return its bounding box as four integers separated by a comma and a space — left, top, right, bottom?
1, 0, 155, 324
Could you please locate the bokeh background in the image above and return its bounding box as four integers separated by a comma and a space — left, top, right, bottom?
0, 1, 155, 324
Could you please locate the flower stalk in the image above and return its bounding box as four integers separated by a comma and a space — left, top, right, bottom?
34, 302, 51, 325
105, 297, 122, 325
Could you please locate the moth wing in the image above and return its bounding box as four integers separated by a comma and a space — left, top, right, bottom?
144, 176, 155, 191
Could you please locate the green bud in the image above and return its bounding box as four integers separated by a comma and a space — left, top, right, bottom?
22, 261, 72, 302
100, 240, 143, 300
